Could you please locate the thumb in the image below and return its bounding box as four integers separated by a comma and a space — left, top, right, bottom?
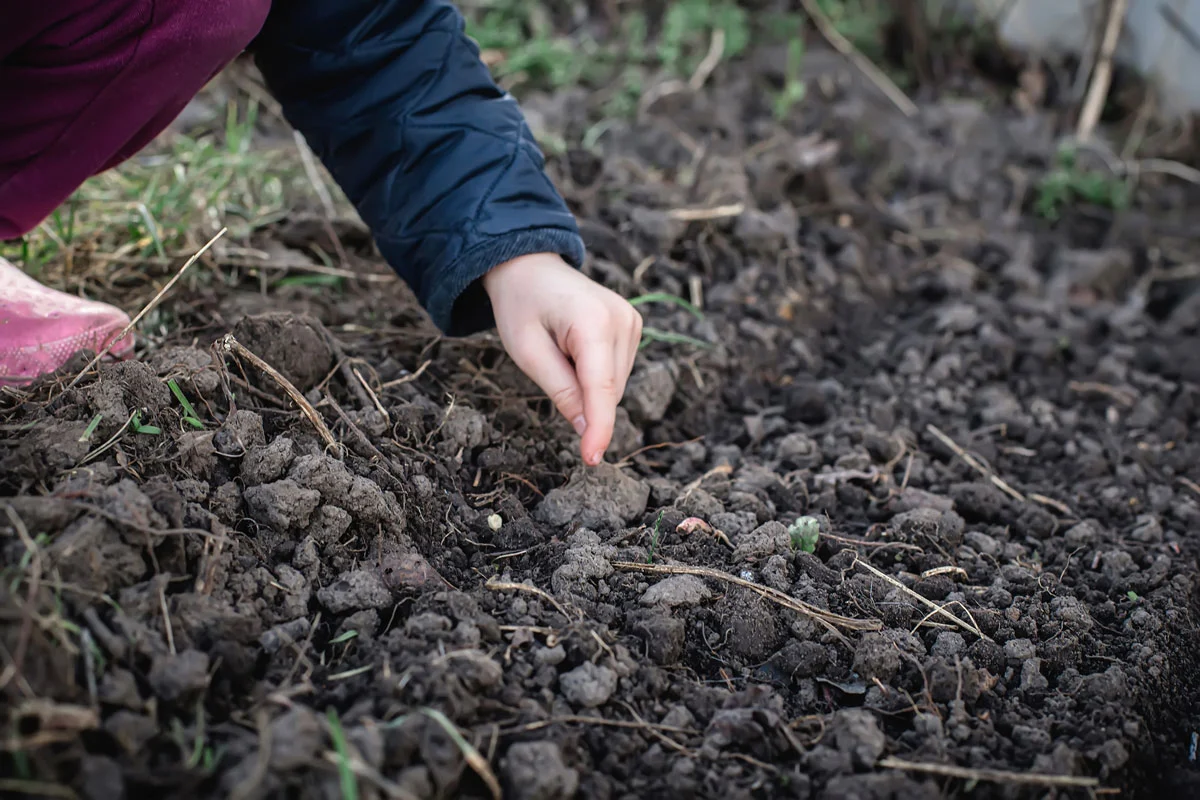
506, 328, 588, 437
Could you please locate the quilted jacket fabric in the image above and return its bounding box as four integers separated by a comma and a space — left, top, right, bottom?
254, 0, 586, 334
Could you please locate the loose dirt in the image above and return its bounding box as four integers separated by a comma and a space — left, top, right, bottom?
5, 29, 1200, 800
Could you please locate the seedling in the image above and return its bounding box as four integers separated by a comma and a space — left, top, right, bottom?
773, 38, 808, 121
647, 509, 666, 564
1126, 590, 1139, 602
329, 629, 358, 645
79, 413, 104, 443
629, 292, 711, 351
167, 379, 204, 429
1035, 146, 1130, 221
130, 410, 162, 436
788, 515, 821, 553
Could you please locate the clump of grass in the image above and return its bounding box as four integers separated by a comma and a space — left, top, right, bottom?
1, 98, 333, 298
465, 0, 599, 88
659, 0, 750, 76
463, 0, 749, 110
1035, 146, 1130, 221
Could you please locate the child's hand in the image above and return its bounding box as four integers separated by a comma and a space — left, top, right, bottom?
484, 253, 642, 466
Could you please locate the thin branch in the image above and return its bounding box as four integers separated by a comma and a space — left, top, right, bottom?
880, 756, 1101, 789
1076, 0, 1130, 141
217, 334, 340, 454
798, 0, 918, 116
612, 561, 880, 633
68, 228, 226, 390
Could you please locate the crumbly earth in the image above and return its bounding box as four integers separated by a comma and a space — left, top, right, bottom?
5, 37, 1200, 800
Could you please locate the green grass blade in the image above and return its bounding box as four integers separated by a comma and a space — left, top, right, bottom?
629, 292, 704, 320
639, 327, 712, 350
326, 710, 359, 800
167, 379, 205, 428
79, 414, 104, 443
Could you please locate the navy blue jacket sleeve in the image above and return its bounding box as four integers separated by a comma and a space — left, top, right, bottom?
252, 0, 586, 336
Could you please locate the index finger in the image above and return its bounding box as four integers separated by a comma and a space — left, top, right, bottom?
573, 335, 618, 466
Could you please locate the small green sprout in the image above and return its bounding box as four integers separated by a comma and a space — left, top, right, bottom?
167, 379, 204, 429
1126, 590, 1139, 602
647, 509, 666, 564
327, 709, 359, 800
773, 38, 808, 121
329, 629, 358, 645
79, 413, 104, 442
130, 410, 162, 436
629, 293, 711, 352
788, 515, 821, 553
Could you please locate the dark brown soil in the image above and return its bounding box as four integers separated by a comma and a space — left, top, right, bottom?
6, 33, 1200, 800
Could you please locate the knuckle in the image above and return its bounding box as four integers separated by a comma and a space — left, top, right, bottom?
595, 375, 620, 395
549, 385, 580, 410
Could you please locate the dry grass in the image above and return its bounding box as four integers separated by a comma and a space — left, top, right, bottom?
0, 82, 348, 317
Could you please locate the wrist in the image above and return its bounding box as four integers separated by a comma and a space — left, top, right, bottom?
483, 252, 561, 296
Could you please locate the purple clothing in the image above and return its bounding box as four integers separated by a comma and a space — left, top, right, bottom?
0, 0, 588, 336
0, 1, 270, 239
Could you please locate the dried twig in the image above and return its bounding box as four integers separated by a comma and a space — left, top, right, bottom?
217, 334, 340, 454
689, 28, 726, 91
798, 0, 918, 116
380, 359, 432, 389
667, 203, 745, 222
854, 556, 989, 641
68, 228, 226, 391
503, 716, 695, 736
158, 581, 176, 656
486, 578, 576, 621
1029, 493, 1073, 517
420, 709, 502, 800
612, 561, 879, 633
353, 368, 390, 423
925, 424, 1024, 502
880, 756, 1100, 788
1076, 0, 1130, 141
0, 780, 77, 799
615, 436, 705, 467
1068, 380, 1135, 407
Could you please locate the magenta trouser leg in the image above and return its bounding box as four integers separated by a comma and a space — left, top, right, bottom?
0, 1, 269, 385
0, 0, 272, 239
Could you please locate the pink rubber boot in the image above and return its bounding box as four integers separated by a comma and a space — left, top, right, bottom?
0, 257, 135, 386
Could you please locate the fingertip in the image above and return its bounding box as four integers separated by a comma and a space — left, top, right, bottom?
581, 428, 611, 466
